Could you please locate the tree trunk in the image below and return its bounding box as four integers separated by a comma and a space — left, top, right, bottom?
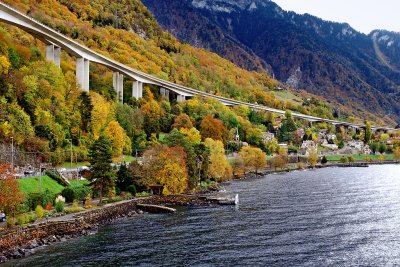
99, 182, 103, 203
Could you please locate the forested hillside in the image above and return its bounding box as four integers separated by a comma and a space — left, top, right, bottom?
143, 0, 400, 126
0, 0, 387, 168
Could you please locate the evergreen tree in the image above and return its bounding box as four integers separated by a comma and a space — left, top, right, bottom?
116, 163, 133, 192
364, 121, 372, 144
78, 92, 93, 133
88, 135, 115, 203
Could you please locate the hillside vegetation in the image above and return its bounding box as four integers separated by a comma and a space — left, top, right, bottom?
0, 0, 383, 168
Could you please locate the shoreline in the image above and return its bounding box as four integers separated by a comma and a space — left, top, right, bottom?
0, 195, 211, 264
1, 162, 398, 264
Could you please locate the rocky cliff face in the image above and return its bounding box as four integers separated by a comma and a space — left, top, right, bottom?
142, 0, 400, 124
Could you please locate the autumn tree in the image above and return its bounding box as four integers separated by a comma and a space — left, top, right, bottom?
204, 138, 232, 181
364, 121, 372, 144
104, 120, 126, 157
394, 146, 400, 162
200, 114, 227, 143
308, 147, 318, 168
88, 135, 115, 203
173, 113, 193, 129
141, 145, 188, 195
238, 146, 267, 175
0, 164, 24, 218
141, 99, 162, 137
273, 146, 288, 170
163, 129, 209, 188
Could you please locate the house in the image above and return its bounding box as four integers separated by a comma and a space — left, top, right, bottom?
300, 140, 317, 156
321, 139, 338, 150
262, 132, 275, 142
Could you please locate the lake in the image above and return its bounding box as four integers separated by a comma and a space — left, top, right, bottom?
6, 165, 400, 266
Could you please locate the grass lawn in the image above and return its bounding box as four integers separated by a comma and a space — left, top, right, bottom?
273, 90, 302, 103
68, 179, 90, 187
326, 154, 394, 161
59, 155, 136, 169
18, 176, 65, 195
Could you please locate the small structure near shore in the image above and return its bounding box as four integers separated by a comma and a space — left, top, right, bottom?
136, 204, 176, 213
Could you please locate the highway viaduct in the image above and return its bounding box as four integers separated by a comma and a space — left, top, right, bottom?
0, 2, 397, 133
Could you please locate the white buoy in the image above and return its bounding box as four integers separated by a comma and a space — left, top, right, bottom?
235, 194, 239, 205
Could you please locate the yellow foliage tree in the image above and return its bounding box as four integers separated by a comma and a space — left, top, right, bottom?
308, 147, 318, 168
179, 127, 201, 144
238, 146, 267, 174
394, 146, 400, 162
91, 92, 115, 139
142, 145, 188, 195
274, 146, 288, 170
204, 138, 232, 181
104, 120, 126, 157
0, 55, 11, 75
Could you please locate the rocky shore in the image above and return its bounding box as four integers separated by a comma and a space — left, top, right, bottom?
0, 196, 212, 264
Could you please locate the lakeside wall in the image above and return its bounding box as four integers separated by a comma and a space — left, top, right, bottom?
0, 199, 139, 262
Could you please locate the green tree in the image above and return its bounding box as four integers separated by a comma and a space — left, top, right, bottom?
116, 163, 133, 192
364, 121, 372, 144
78, 92, 93, 133
88, 135, 115, 203
378, 143, 387, 154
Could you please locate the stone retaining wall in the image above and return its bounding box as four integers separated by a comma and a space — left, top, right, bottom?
0, 199, 139, 262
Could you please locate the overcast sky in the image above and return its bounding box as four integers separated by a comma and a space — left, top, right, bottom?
272, 0, 400, 34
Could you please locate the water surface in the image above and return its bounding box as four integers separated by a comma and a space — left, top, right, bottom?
6, 165, 400, 266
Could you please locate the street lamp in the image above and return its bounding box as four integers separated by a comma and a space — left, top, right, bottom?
10, 136, 14, 169
69, 139, 73, 171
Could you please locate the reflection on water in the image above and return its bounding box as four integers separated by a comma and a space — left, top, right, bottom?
7, 165, 400, 266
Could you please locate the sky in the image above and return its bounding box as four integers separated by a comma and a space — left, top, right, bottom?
272, 0, 400, 34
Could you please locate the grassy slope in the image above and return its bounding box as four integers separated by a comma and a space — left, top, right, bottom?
326, 154, 394, 161
18, 176, 65, 195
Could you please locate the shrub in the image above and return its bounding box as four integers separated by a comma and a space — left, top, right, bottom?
347, 156, 355, 163
72, 200, 79, 209
25, 190, 56, 211
6, 217, 15, 228
45, 202, 52, 211
135, 191, 151, 198
17, 213, 36, 225
62, 185, 92, 203
61, 187, 75, 203
127, 185, 137, 196
55, 201, 64, 213
65, 207, 85, 214
321, 156, 328, 165
84, 194, 93, 209
35, 205, 44, 219
340, 156, 348, 163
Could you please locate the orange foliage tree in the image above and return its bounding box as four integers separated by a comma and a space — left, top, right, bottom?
200, 115, 227, 143
172, 113, 193, 129
0, 164, 24, 217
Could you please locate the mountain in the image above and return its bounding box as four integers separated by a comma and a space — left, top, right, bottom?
142, 0, 400, 125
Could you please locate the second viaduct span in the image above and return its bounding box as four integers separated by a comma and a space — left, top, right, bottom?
0, 2, 396, 132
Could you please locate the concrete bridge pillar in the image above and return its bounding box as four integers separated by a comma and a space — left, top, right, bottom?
46, 44, 61, 67
76, 58, 90, 92
177, 95, 185, 102
113, 72, 124, 102
132, 81, 143, 99
160, 87, 170, 100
